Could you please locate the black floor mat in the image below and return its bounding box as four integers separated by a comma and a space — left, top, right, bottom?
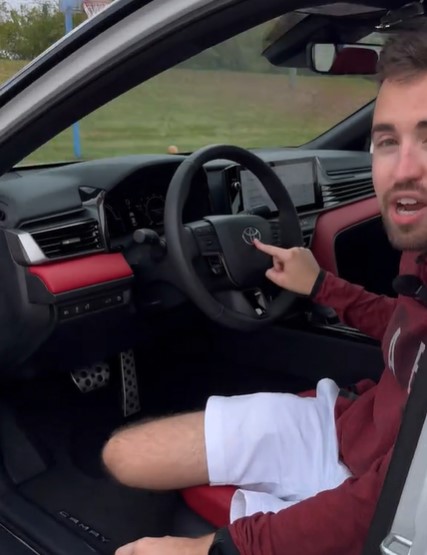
19, 464, 179, 553
5, 375, 181, 554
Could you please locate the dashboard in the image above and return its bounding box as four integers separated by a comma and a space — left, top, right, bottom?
102, 161, 320, 243
101, 152, 370, 249
104, 163, 212, 239
0, 148, 381, 375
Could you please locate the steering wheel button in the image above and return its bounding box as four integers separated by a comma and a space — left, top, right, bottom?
200, 237, 220, 253
195, 226, 211, 236
207, 256, 224, 275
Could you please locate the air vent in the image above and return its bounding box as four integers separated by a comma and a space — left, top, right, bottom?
31, 219, 104, 259
321, 179, 374, 208
326, 167, 371, 179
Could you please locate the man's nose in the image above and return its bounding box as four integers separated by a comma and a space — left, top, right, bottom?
394, 143, 425, 183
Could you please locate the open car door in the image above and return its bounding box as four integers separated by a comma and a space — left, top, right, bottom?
363, 348, 427, 555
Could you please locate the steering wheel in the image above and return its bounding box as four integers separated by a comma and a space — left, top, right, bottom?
164, 145, 303, 331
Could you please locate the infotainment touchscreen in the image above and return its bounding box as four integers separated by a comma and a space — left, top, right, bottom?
239, 158, 317, 213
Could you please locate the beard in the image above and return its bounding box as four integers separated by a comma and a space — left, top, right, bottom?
382, 211, 427, 251
381, 180, 427, 251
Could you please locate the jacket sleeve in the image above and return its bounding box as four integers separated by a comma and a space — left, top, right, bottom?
312, 271, 397, 341
228, 449, 393, 555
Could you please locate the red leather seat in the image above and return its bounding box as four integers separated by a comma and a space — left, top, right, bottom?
181, 485, 237, 527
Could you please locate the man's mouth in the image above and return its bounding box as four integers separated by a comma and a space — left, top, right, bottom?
395, 197, 426, 215
389, 196, 427, 226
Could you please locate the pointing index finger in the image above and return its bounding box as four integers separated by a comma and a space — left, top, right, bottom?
253, 239, 285, 257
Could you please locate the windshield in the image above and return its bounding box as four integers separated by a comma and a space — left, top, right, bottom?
1, 4, 378, 164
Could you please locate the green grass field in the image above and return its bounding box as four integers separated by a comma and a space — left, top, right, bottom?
0, 60, 377, 165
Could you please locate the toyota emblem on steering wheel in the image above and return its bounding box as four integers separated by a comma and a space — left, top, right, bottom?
242, 226, 262, 245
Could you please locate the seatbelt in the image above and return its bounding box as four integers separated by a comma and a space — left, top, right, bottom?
362, 349, 427, 555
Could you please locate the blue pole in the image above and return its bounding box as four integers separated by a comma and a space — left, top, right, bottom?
65, 9, 82, 159
64, 7, 73, 32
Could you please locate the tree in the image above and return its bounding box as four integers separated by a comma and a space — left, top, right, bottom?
0, 1, 86, 60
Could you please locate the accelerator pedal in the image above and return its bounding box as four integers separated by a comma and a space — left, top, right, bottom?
119, 349, 141, 417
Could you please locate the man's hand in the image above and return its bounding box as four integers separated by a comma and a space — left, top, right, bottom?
115, 534, 214, 555
254, 239, 320, 296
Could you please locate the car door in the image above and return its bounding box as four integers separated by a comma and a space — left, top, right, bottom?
363, 348, 427, 555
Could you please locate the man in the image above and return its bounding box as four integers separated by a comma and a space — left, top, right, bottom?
103, 26, 427, 555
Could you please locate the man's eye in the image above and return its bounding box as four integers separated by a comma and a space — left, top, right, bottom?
376, 138, 397, 148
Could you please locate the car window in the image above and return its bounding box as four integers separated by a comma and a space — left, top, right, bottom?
11, 15, 378, 165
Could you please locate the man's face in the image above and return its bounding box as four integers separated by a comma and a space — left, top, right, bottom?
372, 73, 427, 251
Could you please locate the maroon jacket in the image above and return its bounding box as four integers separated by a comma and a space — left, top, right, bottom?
229, 251, 426, 555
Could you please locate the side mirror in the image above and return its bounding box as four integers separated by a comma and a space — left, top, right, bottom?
308, 43, 381, 75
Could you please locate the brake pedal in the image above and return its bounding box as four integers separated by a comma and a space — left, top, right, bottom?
71, 362, 110, 393
119, 349, 141, 417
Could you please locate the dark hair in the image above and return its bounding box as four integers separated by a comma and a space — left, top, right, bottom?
377, 20, 427, 82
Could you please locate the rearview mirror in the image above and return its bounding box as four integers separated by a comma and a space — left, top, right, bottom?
308, 43, 381, 75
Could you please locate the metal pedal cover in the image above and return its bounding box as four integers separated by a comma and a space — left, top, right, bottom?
71, 362, 110, 393
119, 350, 141, 417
